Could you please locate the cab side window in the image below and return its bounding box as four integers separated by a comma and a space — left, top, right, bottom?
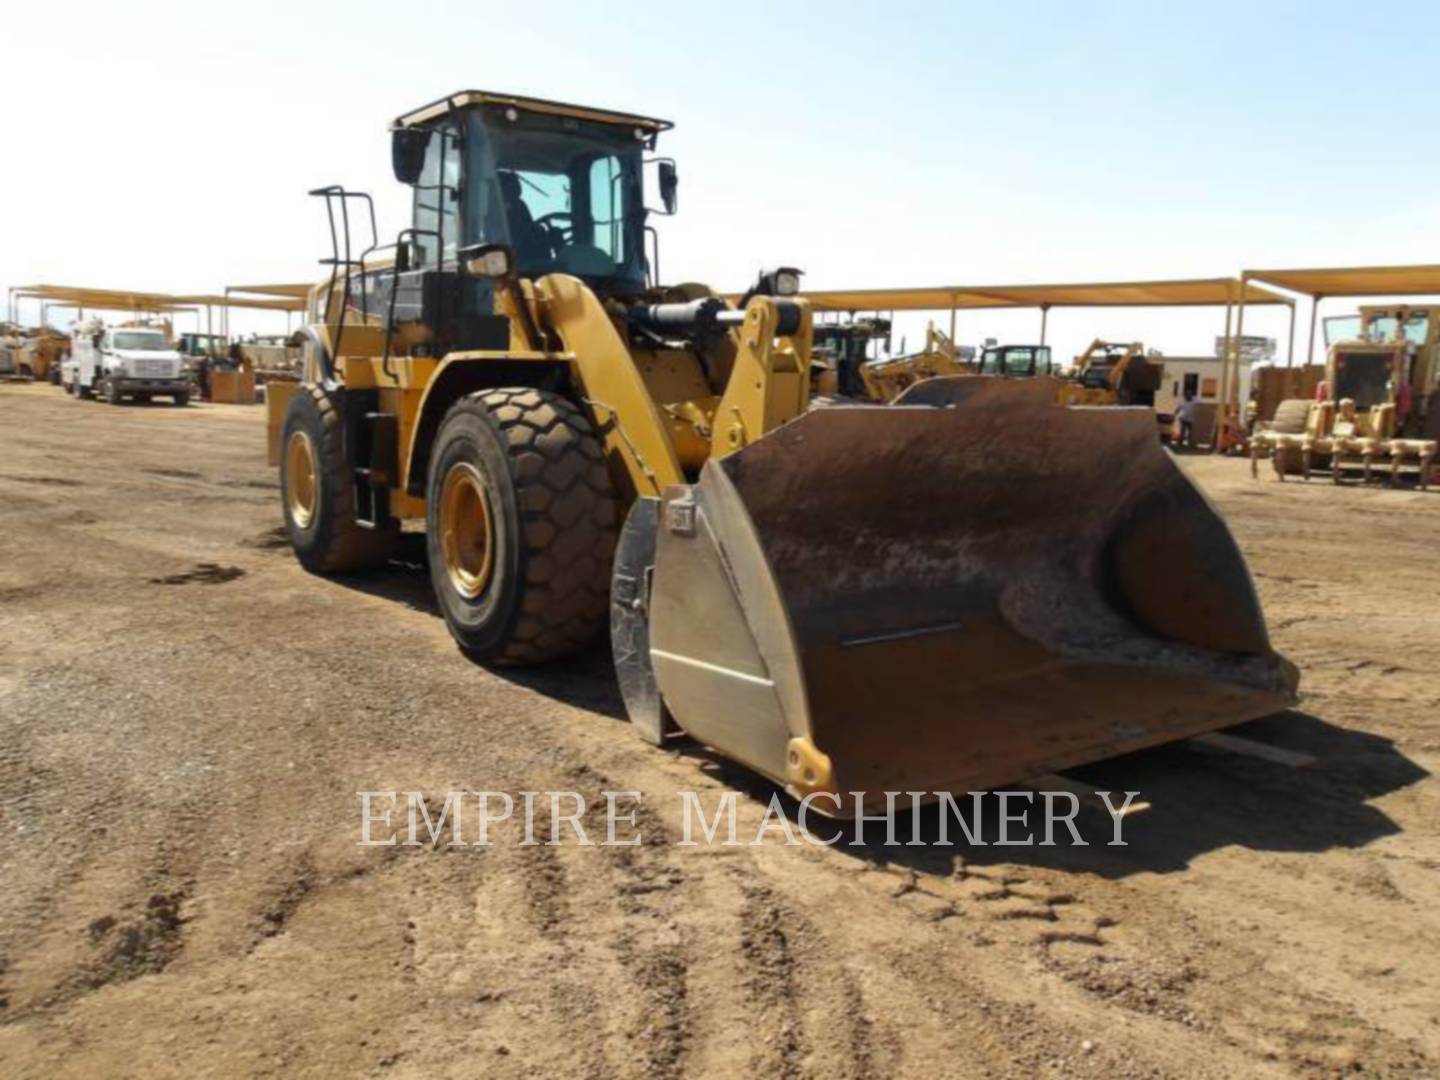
589, 155, 627, 262
413, 123, 461, 269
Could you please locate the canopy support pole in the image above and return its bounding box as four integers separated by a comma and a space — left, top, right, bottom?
1306, 296, 1322, 371
1231, 292, 1247, 431
1217, 300, 1234, 453
1039, 304, 1050, 346
948, 302, 956, 344
1216, 283, 1246, 453
1286, 302, 1296, 367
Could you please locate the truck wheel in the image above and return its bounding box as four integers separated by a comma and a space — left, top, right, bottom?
426, 387, 617, 665
280, 385, 397, 573
103, 378, 123, 405
78, 382, 93, 400
172, 390, 189, 407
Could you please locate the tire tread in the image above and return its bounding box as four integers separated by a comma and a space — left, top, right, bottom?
457, 387, 616, 665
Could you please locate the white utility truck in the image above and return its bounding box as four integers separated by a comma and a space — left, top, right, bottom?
63, 320, 189, 405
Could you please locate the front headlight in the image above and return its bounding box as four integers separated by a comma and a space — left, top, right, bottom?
774, 268, 801, 297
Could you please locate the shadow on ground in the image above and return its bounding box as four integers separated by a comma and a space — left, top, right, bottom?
330, 534, 442, 618
665, 709, 1428, 879
304, 542, 1428, 879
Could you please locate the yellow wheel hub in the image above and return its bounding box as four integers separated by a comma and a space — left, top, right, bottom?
285, 430, 319, 529
440, 462, 495, 600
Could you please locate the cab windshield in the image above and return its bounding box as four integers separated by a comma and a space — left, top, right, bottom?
460, 108, 648, 291
981, 346, 1052, 376
1366, 315, 1400, 341
113, 332, 167, 351
1324, 315, 1362, 347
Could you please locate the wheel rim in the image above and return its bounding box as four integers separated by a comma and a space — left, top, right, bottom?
285, 430, 319, 529
439, 462, 494, 600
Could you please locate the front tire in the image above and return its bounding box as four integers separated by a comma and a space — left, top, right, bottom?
103, 378, 123, 405
172, 390, 189, 407
279, 386, 397, 573
426, 388, 617, 665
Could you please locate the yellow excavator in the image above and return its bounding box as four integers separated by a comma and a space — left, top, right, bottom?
1062, 339, 1163, 408
859, 323, 971, 402
267, 90, 1296, 805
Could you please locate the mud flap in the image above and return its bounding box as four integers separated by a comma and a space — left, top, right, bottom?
643, 381, 1298, 805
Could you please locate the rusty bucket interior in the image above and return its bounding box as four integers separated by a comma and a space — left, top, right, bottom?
633, 380, 1298, 804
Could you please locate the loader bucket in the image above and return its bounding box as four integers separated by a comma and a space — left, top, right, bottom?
639, 380, 1298, 805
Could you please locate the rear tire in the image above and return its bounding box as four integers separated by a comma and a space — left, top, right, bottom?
426, 387, 617, 665
280, 385, 397, 573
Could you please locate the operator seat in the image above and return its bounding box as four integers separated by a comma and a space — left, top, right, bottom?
498, 171, 552, 268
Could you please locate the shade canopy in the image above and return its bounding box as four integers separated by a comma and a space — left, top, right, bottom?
1244, 264, 1440, 299
12, 283, 305, 314
10, 285, 192, 314
226, 283, 314, 301
170, 293, 305, 312
800, 277, 1290, 313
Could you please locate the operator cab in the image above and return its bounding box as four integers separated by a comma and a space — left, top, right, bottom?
391, 91, 676, 297
1077, 342, 1134, 387
980, 344, 1054, 377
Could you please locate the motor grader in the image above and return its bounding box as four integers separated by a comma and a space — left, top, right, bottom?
268, 90, 1296, 806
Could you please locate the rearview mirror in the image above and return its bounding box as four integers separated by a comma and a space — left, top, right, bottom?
459, 242, 515, 281
391, 127, 430, 186
658, 160, 678, 214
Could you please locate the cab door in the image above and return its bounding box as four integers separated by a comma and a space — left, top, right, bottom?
89, 330, 111, 386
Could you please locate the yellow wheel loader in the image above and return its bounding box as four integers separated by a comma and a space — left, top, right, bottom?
267, 90, 1297, 807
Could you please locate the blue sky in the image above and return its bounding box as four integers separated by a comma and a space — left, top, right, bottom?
3, 0, 1437, 361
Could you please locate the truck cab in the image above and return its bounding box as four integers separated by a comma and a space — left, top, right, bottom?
64, 323, 190, 405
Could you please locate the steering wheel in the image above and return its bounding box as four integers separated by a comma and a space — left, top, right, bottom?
533, 212, 575, 259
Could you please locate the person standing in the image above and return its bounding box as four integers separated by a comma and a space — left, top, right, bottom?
1175, 391, 1198, 448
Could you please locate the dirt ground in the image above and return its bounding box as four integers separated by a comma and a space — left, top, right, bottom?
0, 380, 1437, 1079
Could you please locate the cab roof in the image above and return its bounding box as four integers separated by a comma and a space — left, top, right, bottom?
395, 90, 673, 133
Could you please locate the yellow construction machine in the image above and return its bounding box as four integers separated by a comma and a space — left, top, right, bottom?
859, 323, 971, 402
268, 90, 1296, 805
1063, 339, 1163, 408
1323, 305, 1440, 440
0, 324, 68, 383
